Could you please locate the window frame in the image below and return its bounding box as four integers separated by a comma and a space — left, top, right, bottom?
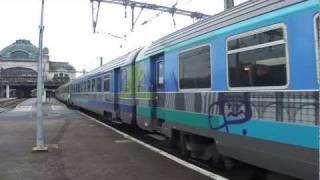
314, 13, 320, 84
91, 79, 96, 92
81, 82, 85, 93
87, 80, 91, 92
178, 43, 212, 92
226, 23, 290, 91
121, 68, 128, 92
10, 50, 30, 59
103, 74, 111, 92
156, 60, 164, 89
96, 77, 102, 92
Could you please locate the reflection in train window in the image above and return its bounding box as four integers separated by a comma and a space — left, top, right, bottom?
91, 79, 95, 92
104, 74, 111, 92
87, 80, 91, 92
121, 69, 128, 92
227, 25, 288, 88
97, 78, 102, 92
179, 45, 211, 90
157, 61, 164, 88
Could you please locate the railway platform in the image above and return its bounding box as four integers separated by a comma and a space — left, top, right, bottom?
0, 98, 222, 180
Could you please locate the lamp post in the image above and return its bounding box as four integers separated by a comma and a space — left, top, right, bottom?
33, 0, 48, 152
0, 68, 2, 98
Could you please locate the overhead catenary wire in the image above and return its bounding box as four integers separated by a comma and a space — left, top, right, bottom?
141, 0, 193, 27
90, 0, 210, 33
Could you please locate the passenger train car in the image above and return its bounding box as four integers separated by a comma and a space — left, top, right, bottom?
56, 0, 320, 179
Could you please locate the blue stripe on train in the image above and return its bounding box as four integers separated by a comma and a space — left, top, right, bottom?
119, 103, 134, 113
72, 97, 114, 110
72, 97, 134, 113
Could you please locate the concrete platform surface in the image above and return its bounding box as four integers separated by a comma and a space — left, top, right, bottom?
0, 98, 215, 180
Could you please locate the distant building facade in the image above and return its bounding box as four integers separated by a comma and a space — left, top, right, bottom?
0, 39, 76, 98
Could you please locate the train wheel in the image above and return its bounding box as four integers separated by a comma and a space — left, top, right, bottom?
178, 132, 191, 157
223, 157, 235, 171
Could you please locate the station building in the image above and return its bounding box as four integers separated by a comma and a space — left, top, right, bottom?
0, 39, 76, 98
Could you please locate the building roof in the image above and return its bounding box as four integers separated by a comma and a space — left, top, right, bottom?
0, 39, 76, 73
49, 61, 76, 72
0, 39, 39, 60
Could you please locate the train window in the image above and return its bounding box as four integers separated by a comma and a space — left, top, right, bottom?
121, 69, 128, 91
315, 14, 320, 83
156, 61, 164, 88
104, 74, 111, 92
179, 45, 211, 90
87, 80, 91, 92
91, 79, 96, 92
228, 28, 284, 50
97, 78, 102, 92
227, 25, 288, 88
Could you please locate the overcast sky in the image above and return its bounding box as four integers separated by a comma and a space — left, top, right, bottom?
0, 0, 248, 75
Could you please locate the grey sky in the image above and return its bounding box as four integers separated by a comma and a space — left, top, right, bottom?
0, 0, 248, 75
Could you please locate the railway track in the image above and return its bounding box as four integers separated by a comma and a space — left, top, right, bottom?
0, 98, 26, 112
79, 108, 297, 180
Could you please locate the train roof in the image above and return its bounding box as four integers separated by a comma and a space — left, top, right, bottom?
66, 0, 309, 85
137, 0, 306, 60
72, 48, 141, 83
57, 81, 71, 89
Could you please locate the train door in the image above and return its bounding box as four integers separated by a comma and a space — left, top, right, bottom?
113, 68, 120, 120
150, 54, 165, 131
315, 13, 319, 85
118, 66, 136, 125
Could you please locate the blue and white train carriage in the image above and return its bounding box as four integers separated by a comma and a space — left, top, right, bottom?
56, 0, 319, 179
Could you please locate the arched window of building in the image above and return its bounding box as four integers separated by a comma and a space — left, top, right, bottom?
10, 51, 30, 59
2, 67, 37, 78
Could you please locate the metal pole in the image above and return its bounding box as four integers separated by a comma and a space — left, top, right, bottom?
33, 0, 48, 152
0, 69, 2, 98
224, 0, 234, 10
100, 57, 103, 67
131, 4, 135, 32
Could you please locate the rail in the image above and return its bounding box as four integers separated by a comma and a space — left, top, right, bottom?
0, 98, 26, 112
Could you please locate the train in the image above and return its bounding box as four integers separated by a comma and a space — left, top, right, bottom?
56, 0, 320, 179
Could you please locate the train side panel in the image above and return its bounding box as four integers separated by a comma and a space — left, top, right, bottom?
136, 1, 319, 179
